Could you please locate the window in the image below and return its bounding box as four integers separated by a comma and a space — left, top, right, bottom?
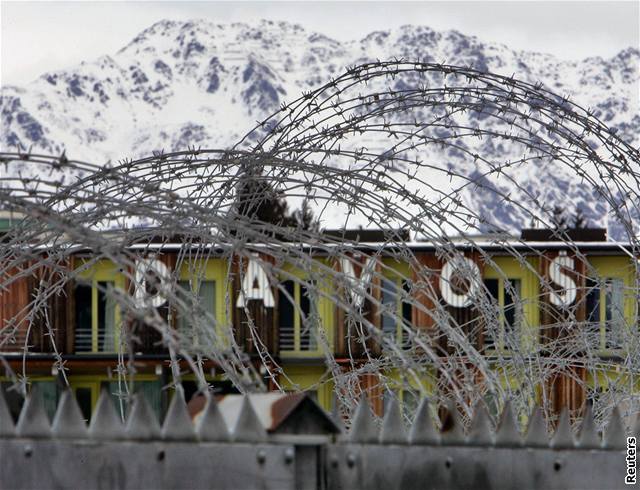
74, 285, 92, 351
74, 387, 93, 422
401, 389, 420, 419
176, 280, 216, 347
503, 279, 521, 344
383, 389, 420, 419
483, 279, 499, 350
586, 277, 625, 350
381, 278, 398, 337
279, 280, 295, 351
70, 381, 105, 422
74, 281, 116, 353
0, 383, 23, 422
381, 278, 413, 348
483, 278, 521, 351
278, 280, 318, 353
605, 279, 625, 349
69, 379, 162, 421
0, 381, 58, 423
401, 281, 413, 347
299, 283, 317, 351
586, 278, 600, 323
133, 380, 162, 419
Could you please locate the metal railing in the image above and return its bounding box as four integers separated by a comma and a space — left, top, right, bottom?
279, 323, 296, 351
73, 326, 117, 353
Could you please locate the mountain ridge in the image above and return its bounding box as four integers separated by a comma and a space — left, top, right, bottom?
1, 18, 638, 235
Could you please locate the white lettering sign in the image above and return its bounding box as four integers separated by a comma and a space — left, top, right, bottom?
236, 256, 275, 308
439, 256, 481, 308
548, 255, 577, 307
134, 257, 170, 308
340, 256, 377, 308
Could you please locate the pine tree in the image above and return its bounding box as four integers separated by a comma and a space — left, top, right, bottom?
572, 207, 588, 229
551, 205, 569, 231
289, 198, 319, 231
234, 164, 317, 231
235, 163, 286, 225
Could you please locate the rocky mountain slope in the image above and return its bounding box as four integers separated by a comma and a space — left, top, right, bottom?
1, 19, 638, 235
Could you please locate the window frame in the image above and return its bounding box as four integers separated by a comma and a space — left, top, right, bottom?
74, 260, 123, 354
278, 278, 322, 356
177, 258, 227, 347
382, 387, 423, 420
71, 381, 100, 421
380, 275, 413, 348
483, 276, 523, 352
175, 278, 217, 349
279, 366, 333, 410
483, 258, 531, 354
586, 276, 627, 353
68, 374, 161, 421
586, 256, 636, 356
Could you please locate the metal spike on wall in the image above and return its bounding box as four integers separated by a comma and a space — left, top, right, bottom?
602, 406, 625, 449
0, 388, 15, 437
2, 387, 636, 450
0, 392, 632, 490
233, 396, 267, 442
16, 385, 51, 438
379, 398, 407, 444
125, 394, 161, 440
524, 405, 549, 448
467, 402, 494, 446
577, 404, 600, 449
89, 388, 125, 440
51, 390, 88, 439
550, 407, 575, 449
494, 401, 521, 447
409, 398, 440, 445
162, 391, 196, 441
197, 395, 230, 442
350, 396, 379, 444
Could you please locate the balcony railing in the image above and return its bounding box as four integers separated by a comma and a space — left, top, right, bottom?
279, 323, 295, 351
74, 326, 116, 353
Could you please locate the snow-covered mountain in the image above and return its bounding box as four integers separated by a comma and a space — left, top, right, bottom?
1, 19, 638, 235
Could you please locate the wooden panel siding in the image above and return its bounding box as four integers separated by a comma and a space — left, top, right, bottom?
19, 258, 72, 354
411, 251, 486, 356
0, 264, 32, 353
359, 371, 384, 417
412, 251, 488, 406
538, 251, 588, 417
410, 253, 441, 342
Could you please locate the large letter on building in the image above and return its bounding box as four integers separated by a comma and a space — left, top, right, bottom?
340, 256, 377, 308
439, 256, 481, 308
236, 256, 275, 308
134, 257, 171, 308
548, 255, 577, 307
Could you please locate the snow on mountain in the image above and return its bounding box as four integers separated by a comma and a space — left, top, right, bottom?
1, 19, 638, 236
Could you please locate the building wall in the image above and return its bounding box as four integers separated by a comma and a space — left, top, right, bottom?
1, 247, 637, 418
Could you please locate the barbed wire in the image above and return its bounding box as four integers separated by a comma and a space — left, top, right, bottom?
0, 60, 638, 432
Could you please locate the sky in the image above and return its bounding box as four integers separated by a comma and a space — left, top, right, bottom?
1, 0, 638, 86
